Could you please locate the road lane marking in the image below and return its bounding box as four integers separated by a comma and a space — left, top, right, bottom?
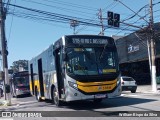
121, 94, 138, 97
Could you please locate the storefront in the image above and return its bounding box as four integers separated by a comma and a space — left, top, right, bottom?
115, 23, 160, 85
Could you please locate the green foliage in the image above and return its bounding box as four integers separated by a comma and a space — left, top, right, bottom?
10, 60, 28, 72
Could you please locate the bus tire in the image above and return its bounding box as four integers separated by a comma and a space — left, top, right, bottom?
52, 87, 62, 106
131, 90, 136, 93
35, 88, 42, 102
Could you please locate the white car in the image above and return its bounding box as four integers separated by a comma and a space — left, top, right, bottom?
121, 76, 137, 93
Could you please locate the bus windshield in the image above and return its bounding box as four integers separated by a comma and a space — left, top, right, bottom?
14, 77, 29, 86
66, 47, 118, 75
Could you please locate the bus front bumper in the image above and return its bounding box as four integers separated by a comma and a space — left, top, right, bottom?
16, 90, 30, 96
65, 83, 121, 102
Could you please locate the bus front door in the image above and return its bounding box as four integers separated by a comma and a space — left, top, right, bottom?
55, 49, 64, 99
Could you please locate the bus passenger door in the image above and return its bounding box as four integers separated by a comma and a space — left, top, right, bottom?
38, 59, 44, 97
55, 49, 64, 99
30, 64, 34, 95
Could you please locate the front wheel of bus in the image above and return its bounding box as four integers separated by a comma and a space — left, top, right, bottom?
53, 87, 62, 106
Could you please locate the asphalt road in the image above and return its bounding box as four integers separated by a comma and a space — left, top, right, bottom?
1, 91, 160, 111
1, 91, 160, 120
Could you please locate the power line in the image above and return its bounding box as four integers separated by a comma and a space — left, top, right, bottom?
115, 0, 149, 25
6, 2, 139, 33
114, 2, 160, 35
7, 3, 101, 26
75, 1, 118, 34
121, 4, 149, 22
7, 0, 16, 45
10, 10, 137, 32
40, 0, 97, 11
5, 0, 11, 13
21, 0, 94, 18
117, 0, 160, 25
4, 1, 151, 37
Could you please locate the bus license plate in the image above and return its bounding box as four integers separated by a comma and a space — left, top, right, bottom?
95, 94, 106, 98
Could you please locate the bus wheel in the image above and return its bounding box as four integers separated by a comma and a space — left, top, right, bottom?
131, 90, 136, 93
35, 88, 42, 102
53, 87, 62, 106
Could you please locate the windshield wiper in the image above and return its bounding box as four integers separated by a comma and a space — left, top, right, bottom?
99, 44, 107, 60
76, 61, 88, 75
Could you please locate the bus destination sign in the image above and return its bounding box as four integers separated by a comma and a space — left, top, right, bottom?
72, 38, 108, 44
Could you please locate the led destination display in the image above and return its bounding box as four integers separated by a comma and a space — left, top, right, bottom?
72, 38, 108, 44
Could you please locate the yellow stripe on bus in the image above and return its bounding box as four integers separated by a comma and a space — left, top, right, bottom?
29, 81, 32, 91
103, 69, 116, 73
78, 82, 117, 93
77, 79, 117, 86
77, 79, 117, 93
29, 79, 40, 92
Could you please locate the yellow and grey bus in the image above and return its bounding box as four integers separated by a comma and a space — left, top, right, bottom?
29, 35, 121, 106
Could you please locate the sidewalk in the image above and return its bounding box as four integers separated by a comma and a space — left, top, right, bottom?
136, 84, 160, 94
0, 96, 12, 107
0, 96, 26, 109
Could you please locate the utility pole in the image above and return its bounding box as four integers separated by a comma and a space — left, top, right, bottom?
0, 0, 11, 104
149, 0, 157, 92
70, 19, 79, 35
98, 8, 105, 36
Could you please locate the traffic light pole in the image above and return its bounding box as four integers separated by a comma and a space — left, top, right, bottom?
0, 0, 11, 104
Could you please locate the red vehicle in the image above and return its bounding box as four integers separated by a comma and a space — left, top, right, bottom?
11, 71, 30, 97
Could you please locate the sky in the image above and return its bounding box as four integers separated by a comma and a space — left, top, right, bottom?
1, 0, 160, 68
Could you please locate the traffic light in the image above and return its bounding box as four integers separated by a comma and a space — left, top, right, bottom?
114, 13, 120, 27
107, 11, 120, 27
107, 11, 113, 26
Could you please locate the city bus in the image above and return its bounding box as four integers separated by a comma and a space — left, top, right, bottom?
29, 35, 121, 106
11, 71, 30, 97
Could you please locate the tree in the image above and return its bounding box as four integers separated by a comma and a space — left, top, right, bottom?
10, 60, 28, 72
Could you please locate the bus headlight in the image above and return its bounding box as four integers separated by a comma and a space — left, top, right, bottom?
68, 81, 78, 90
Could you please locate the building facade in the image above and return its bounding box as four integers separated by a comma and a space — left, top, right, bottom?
115, 23, 160, 85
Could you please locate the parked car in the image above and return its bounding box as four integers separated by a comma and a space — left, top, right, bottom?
121, 76, 137, 93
